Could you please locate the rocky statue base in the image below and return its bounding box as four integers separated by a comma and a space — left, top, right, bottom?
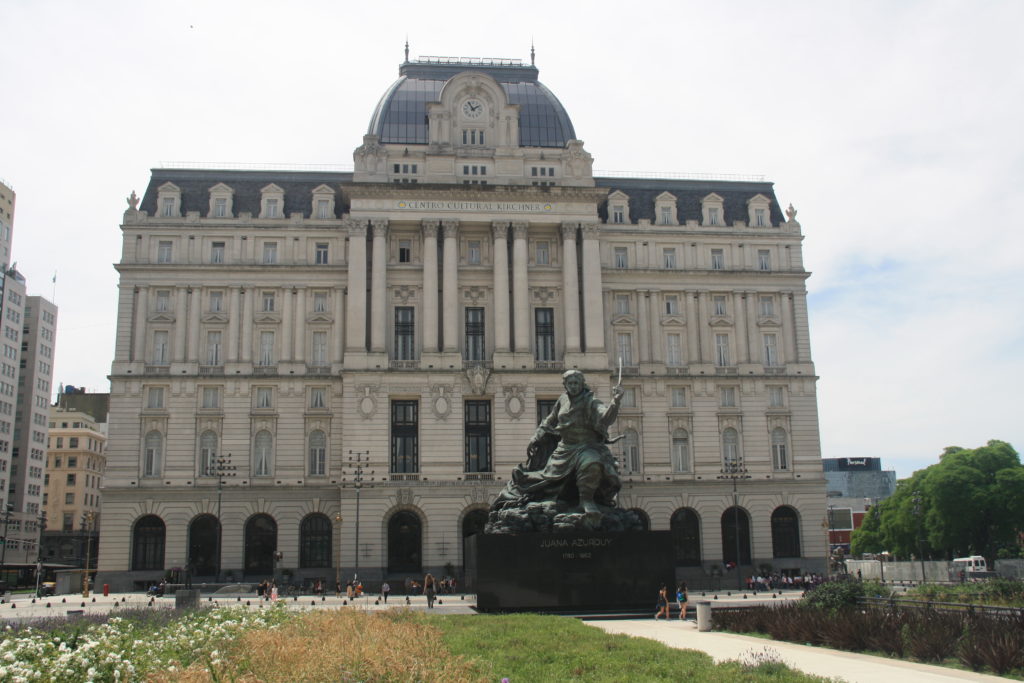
467, 530, 675, 613
486, 501, 645, 534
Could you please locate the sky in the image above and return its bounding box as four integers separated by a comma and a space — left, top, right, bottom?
2, 0, 1021, 480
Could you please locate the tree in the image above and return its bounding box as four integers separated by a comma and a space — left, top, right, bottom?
850, 441, 1024, 561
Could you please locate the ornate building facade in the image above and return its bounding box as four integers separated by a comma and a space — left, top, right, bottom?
97, 55, 825, 590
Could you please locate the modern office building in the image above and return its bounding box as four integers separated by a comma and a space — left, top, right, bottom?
97, 54, 826, 590
824, 457, 897, 554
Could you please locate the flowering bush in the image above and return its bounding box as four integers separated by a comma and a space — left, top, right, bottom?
0, 605, 292, 682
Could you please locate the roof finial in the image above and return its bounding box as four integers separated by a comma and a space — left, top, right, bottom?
530, 39, 535, 66
404, 37, 409, 63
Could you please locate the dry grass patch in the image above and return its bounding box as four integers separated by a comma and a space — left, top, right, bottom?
151, 609, 484, 683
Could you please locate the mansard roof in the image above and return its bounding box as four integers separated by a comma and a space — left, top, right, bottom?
594, 177, 786, 226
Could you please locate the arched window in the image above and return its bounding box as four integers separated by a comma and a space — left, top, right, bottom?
300, 513, 332, 568
721, 506, 751, 567
199, 431, 218, 476
244, 514, 277, 574
131, 515, 165, 570
308, 430, 326, 476
143, 431, 163, 477
721, 428, 739, 469
671, 429, 690, 473
771, 506, 801, 558
187, 514, 219, 576
387, 510, 422, 574
670, 508, 701, 566
622, 429, 640, 473
629, 508, 650, 531
771, 428, 789, 470
253, 430, 273, 477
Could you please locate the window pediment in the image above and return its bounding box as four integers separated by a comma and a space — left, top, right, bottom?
757, 315, 781, 327
254, 313, 281, 324
307, 313, 334, 324
660, 316, 686, 327
709, 315, 734, 327
147, 312, 176, 324
201, 313, 229, 324
611, 314, 637, 326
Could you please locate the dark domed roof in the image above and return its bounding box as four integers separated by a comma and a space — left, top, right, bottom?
368, 58, 577, 148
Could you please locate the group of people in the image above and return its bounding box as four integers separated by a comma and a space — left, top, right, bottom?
256, 579, 279, 601
746, 573, 823, 592
655, 582, 689, 620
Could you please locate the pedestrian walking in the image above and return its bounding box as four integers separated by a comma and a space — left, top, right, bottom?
676, 582, 688, 620
655, 584, 669, 619
424, 573, 437, 608
381, 581, 391, 603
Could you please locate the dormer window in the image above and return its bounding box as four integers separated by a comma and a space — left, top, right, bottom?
311, 184, 336, 219
754, 208, 767, 227
161, 198, 175, 217
746, 194, 772, 228
612, 206, 625, 223
207, 183, 234, 218
259, 184, 285, 219
156, 182, 181, 218
708, 208, 720, 225
265, 199, 279, 218
654, 192, 678, 225
607, 190, 631, 224
701, 193, 725, 226
214, 198, 227, 217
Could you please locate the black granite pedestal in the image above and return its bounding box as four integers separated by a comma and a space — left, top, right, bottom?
467, 531, 675, 613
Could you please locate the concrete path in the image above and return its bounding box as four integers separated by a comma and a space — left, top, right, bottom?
584, 618, 1006, 682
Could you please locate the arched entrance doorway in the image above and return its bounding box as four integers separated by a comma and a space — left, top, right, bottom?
132, 515, 165, 571
720, 507, 751, 567
244, 514, 277, 575
187, 514, 219, 576
670, 508, 701, 566
300, 513, 332, 568
387, 510, 422, 574
771, 506, 801, 558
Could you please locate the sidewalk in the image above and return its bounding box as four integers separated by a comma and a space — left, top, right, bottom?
584, 618, 1006, 682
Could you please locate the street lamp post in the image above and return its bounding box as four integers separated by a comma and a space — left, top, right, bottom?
0, 503, 13, 586
912, 490, 926, 584
333, 513, 343, 591
341, 450, 374, 582
34, 512, 46, 596
208, 454, 236, 583
717, 458, 751, 591
81, 511, 95, 597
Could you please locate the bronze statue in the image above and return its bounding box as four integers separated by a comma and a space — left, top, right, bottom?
488, 370, 642, 533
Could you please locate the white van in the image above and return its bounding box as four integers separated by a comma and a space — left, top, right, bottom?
952, 555, 987, 574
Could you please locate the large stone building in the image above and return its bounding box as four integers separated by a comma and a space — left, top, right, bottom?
97, 55, 825, 590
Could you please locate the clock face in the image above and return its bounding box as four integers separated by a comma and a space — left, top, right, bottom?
462, 99, 484, 119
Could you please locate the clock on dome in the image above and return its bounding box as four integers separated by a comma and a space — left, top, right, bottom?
462, 99, 484, 119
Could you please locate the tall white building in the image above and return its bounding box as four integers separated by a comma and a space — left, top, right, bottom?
98, 55, 825, 591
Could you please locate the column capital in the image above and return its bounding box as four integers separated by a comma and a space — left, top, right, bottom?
491, 221, 509, 240
371, 219, 389, 238
580, 222, 600, 239
560, 221, 580, 241
421, 219, 439, 239
511, 221, 529, 240
345, 219, 367, 238
441, 219, 459, 239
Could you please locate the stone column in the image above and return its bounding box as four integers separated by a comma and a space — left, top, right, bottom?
241, 287, 254, 362
370, 219, 389, 353
697, 291, 711, 364
649, 290, 663, 363
173, 286, 187, 362
491, 222, 511, 352
511, 221, 530, 353
792, 291, 810, 362
334, 285, 345, 363
580, 223, 605, 352
560, 222, 581, 353
422, 221, 439, 353
187, 287, 201, 362
733, 291, 748, 363
293, 287, 306, 363
345, 220, 368, 352
281, 286, 293, 361
132, 286, 148, 362
781, 291, 797, 364
227, 287, 241, 362
684, 291, 699, 364
442, 219, 459, 353
745, 290, 759, 364
637, 290, 650, 363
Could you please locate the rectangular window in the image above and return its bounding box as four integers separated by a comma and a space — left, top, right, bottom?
201, 386, 220, 409
310, 387, 326, 409
394, 307, 415, 360
262, 242, 278, 264
157, 241, 173, 263
536, 241, 549, 265
155, 290, 170, 313
671, 387, 687, 407
615, 294, 630, 315
660, 206, 672, 225
534, 308, 555, 361
262, 291, 275, 312
664, 295, 679, 315
152, 331, 169, 365
763, 333, 779, 367
537, 399, 557, 425
467, 240, 481, 265
759, 296, 775, 317
265, 198, 279, 218
67, 456, 78, 467
160, 198, 175, 217
754, 208, 767, 227
147, 387, 164, 409
612, 205, 625, 223
315, 243, 329, 265
316, 199, 331, 220
613, 247, 628, 268
312, 292, 328, 313
211, 241, 225, 263
621, 388, 637, 408
65, 492, 74, 505
617, 333, 633, 366
713, 295, 727, 316
398, 240, 412, 263
66, 473, 76, 485
715, 333, 730, 367
206, 331, 222, 365
209, 290, 223, 312
390, 400, 418, 473
758, 249, 772, 271
213, 198, 227, 218
465, 307, 485, 361
708, 207, 720, 225
666, 333, 683, 366
663, 248, 677, 269
258, 331, 275, 366
711, 249, 725, 270
464, 400, 492, 472
768, 386, 785, 408
311, 331, 328, 365
256, 387, 273, 409
720, 387, 737, 407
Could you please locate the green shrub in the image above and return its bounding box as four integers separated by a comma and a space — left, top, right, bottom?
802, 580, 865, 610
